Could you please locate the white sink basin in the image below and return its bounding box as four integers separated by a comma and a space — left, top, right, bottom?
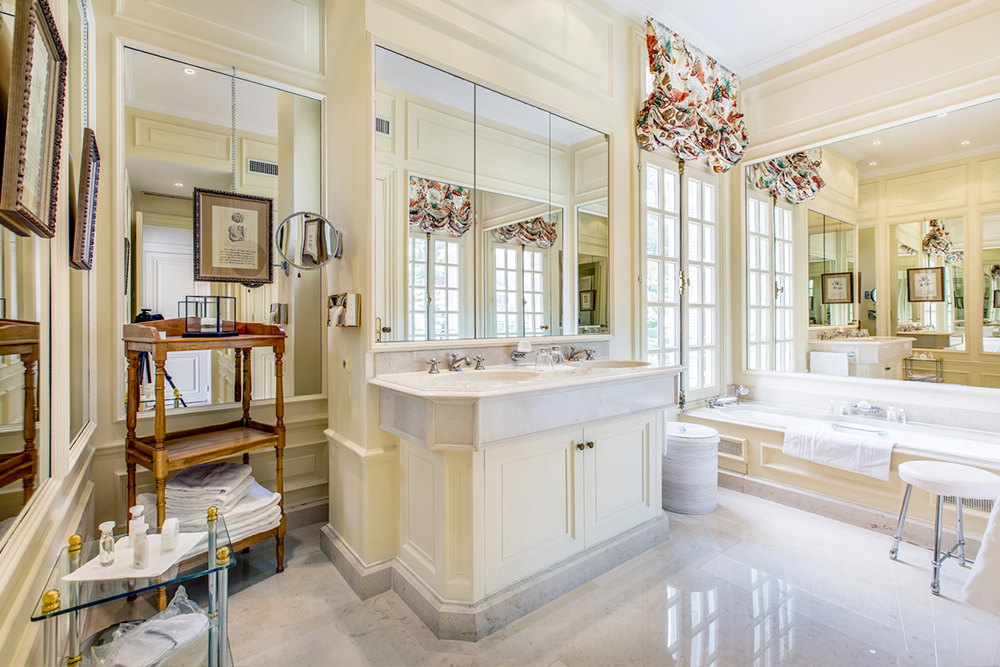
808, 337, 914, 363
426, 368, 542, 389
569, 359, 651, 369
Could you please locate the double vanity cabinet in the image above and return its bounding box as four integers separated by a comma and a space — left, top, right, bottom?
371, 360, 681, 636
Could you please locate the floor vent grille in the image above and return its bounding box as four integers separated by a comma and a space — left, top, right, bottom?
943, 496, 994, 512
375, 115, 392, 137
247, 158, 278, 177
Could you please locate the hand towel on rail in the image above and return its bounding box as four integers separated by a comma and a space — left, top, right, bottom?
782, 423, 895, 480
963, 492, 1000, 615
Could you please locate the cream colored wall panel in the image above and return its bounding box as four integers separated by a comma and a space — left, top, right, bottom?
979, 157, 1000, 205
813, 148, 858, 219
857, 182, 879, 222
444, 453, 473, 599
403, 447, 438, 567
369, 0, 614, 97
406, 101, 475, 185
980, 372, 1000, 389
117, 0, 324, 76
886, 165, 968, 217
375, 91, 397, 156
132, 115, 230, 167
240, 138, 280, 192
574, 139, 609, 201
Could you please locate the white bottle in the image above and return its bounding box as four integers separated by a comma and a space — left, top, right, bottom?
829, 400, 838, 415
99, 521, 116, 567
840, 401, 849, 416
897, 408, 907, 425
133, 525, 149, 569
129, 505, 146, 547
887, 406, 896, 422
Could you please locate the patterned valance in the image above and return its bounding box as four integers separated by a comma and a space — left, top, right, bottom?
492, 215, 559, 249
408, 176, 472, 237
991, 264, 1000, 279
636, 18, 748, 173
922, 219, 963, 264
748, 149, 826, 204
898, 243, 917, 256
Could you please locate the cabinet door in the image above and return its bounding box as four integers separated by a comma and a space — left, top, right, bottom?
583, 413, 660, 548
484, 429, 584, 594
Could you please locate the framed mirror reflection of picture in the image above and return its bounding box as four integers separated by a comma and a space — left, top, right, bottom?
821, 272, 854, 304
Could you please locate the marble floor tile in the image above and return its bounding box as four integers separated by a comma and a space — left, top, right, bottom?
224, 490, 1000, 666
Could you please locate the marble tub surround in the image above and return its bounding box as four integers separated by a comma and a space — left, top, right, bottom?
229, 492, 1000, 666
372, 341, 611, 375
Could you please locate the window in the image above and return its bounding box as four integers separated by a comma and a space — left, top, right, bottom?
490, 243, 549, 337
642, 156, 721, 399
408, 232, 463, 340
747, 192, 795, 371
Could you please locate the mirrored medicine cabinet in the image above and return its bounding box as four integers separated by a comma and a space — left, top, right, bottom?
744, 95, 1000, 388
373, 46, 610, 343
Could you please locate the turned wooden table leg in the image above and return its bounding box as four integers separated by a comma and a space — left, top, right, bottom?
274, 345, 285, 573
21, 352, 37, 504
241, 349, 252, 426
126, 351, 139, 512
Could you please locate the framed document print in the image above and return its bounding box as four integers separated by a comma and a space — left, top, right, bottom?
0, 0, 67, 238
580, 290, 596, 312
821, 272, 854, 305
70, 129, 99, 270
907, 267, 945, 303
193, 188, 274, 285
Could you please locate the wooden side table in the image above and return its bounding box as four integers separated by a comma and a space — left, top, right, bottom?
0, 318, 39, 504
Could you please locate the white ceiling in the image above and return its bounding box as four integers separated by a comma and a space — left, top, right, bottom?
600, 0, 940, 77
830, 98, 1000, 179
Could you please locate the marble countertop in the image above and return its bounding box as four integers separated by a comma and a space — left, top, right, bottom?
684, 402, 1000, 468
370, 362, 684, 400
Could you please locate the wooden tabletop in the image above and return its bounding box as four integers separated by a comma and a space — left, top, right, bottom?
123, 318, 286, 352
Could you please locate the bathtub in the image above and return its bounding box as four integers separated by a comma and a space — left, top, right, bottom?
683, 403, 1000, 469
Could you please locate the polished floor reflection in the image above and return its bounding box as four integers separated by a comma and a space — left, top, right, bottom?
227, 489, 1000, 666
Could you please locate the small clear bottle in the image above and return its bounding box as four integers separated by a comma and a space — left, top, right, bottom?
99, 521, 115, 567
133, 525, 149, 569
897, 408, 907, 425
840, 401, 849, 415
887, 406, 896, 422
829, 400, 838, 415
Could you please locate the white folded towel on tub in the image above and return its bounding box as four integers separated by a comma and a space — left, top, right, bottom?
963, 493, 1000, 615
782, 423, 895, 480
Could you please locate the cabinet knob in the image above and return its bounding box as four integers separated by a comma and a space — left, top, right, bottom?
586, 441, 595, 449
576, 442, 585, 451
382, 326, 392, 333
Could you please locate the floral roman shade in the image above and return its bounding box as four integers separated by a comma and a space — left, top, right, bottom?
408, 176, 472, 237
636, 18, 748, 173
748, 149, 826, 204
922, 219, 963, 264
491, 215, 559, 249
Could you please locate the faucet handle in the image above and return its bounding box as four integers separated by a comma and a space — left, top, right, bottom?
585, 348, 595, 360
427, 358, 440, 374
473, 355, 486, 370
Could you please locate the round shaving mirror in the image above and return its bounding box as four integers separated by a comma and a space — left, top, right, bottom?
275, 212, 343, 270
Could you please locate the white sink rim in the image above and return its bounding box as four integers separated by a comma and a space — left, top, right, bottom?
569, 359, 651, 369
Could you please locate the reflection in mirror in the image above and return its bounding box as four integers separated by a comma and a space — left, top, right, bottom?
374, 46, 609, 342
122, 48, 324, 409
275, 212, 342, 270
807, 211, 855, 326
0, 230, 50, 549
890, 218, 965, 350
746, 96, 1000, 387
68, 0, 90, 443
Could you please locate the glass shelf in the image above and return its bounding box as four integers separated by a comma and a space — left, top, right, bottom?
31, 515, 233, 622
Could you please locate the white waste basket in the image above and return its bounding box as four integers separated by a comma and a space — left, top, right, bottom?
662, 422, 720, 514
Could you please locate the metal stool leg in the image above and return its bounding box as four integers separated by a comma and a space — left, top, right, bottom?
956, 500, 967, 566
931, 494, 943, 595
890, 484, 913, 560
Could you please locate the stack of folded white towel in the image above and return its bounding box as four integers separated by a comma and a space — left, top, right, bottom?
137, 462, 281, 547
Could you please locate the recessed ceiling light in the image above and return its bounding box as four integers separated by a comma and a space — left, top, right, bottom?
868, 162, 877, 166
183, 67, 196, 75
961, 140, 972, 145
871, 140, 882, 146
174, 182, 184, 187
937, 112, 948, 117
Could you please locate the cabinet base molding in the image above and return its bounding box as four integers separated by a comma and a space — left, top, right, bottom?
323, 513, 670, 641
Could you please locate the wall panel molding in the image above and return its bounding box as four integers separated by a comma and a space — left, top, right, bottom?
885, 165, 968, 217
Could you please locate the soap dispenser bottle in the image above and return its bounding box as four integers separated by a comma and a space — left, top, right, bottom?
128, 505, 146, 547
133, 525, 149, 569
99, 521, 116, 567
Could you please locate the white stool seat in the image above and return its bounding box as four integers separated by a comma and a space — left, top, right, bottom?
898, 461, 1000, 499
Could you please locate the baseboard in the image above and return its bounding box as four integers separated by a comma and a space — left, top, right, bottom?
319, 526, 393, 600
285, 499, 328, 531
322, 513, 670, 641
718, 470, 982, 558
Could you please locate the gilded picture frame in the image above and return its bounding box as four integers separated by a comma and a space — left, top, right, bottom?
193, 188, 274, 285
907, 267, 945, 303
70, 128, 99, 270
821, 272, 854, 305
0, 0, 67, 238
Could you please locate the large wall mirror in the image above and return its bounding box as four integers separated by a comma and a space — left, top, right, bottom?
374, 46, 609, 342
121, 47, 324, 412
0, 5, 53, 551
745, 96, 1000, 388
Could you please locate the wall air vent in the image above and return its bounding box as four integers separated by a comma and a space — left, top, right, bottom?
140, 191, 192, 201
375, 115, 392, 137
247, 158, 278, 177
944, 496, 994, 513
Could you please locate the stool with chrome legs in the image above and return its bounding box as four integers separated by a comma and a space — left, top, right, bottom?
889, 460, 1000, 594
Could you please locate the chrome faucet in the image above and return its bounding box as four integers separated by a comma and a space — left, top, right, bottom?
426, 358, 441, 374
567, 347, 595, 361
449, 353, 472, 371
707, 385, 749, 408
511, 350, 527, 363
473, 355, 486, 370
